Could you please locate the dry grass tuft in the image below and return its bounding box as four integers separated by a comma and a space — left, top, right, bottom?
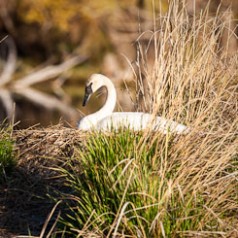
14, 125, 83, 159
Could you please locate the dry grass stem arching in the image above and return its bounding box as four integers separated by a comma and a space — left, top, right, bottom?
0, 37, 87, 122
132, 3, 238, 132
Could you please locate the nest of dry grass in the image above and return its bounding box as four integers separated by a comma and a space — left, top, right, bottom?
13, 125, 87, 174
0, 126, 90, 237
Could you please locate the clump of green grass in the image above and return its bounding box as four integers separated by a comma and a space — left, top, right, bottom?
57, 125, 237, 237
0, 126, 16, 182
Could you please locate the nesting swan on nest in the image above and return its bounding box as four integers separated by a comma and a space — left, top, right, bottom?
78, 74, 189, 134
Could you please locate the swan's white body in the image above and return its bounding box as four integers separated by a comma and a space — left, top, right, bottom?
78, 74, 189, 134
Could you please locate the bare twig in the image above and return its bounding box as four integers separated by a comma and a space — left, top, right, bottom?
0, 37, 86, 123
0, 35, 8, 44
13, 87, 77, 116
0, 88, 14, 119
14, 56, 87, 88
0, 36, 17, 86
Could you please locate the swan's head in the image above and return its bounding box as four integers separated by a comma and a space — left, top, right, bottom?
82, 74, 106, 106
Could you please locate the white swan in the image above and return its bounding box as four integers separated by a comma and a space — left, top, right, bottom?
78, 74, 189, 134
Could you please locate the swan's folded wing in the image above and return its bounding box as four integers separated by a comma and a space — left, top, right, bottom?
96, 112, 189, 134
96, 112, 147, 131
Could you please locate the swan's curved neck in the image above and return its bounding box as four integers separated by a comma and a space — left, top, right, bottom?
89, 76, 117, 121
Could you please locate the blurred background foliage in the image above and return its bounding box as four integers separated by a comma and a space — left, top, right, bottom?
0, 0, 237, 127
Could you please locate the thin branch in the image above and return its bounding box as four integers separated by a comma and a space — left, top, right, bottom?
13, 87, 77, 116
15, 56, 87, 88
0, 36, 86, 122
0, 35, 8, 44
0, 88, 14, 120
0, 36, 17, 86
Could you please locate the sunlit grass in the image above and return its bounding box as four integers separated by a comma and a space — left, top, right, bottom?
57, 125, 237, 237
0, 126, 15, 183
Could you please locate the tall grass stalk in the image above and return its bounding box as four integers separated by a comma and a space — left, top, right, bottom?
56, 1, 238, 237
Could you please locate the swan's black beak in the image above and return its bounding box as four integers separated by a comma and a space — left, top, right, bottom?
82, 83, 93, 106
